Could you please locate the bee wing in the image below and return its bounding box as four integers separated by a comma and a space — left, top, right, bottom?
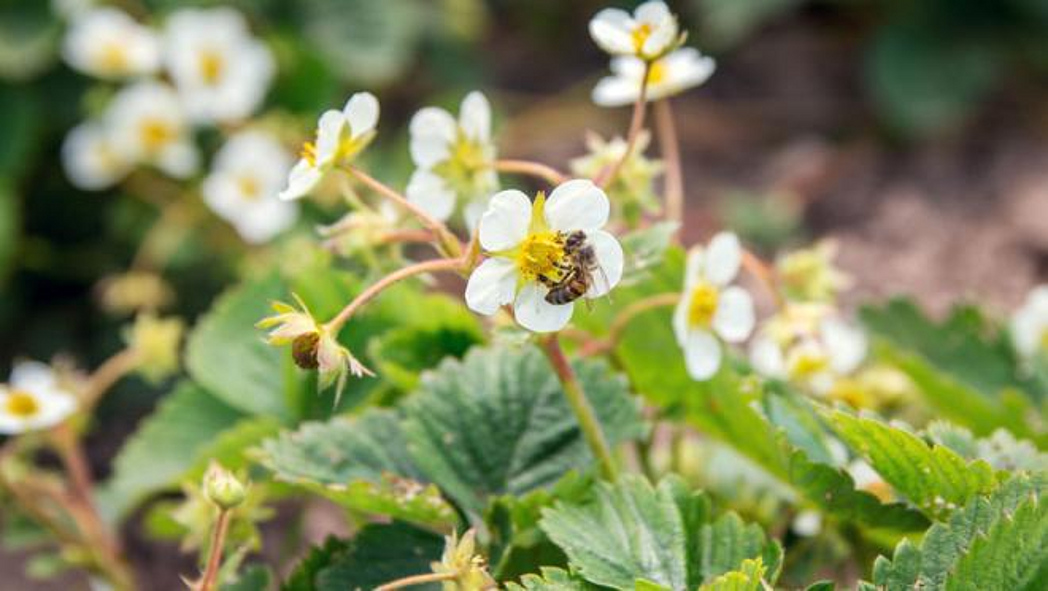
587, 263, 613, 302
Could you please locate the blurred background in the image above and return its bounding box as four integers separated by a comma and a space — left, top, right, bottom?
1, 0, 1047, 587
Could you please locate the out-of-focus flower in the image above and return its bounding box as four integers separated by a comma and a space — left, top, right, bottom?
776, 240, 851, 303
847, 459, 891, 502
825, 364, 914, 411
280, 92, 380, 201
430, 529, 495, 591
203, 130, 297, 243
318, 203, 401, 258
749, 303, 867, 395
589, 1, 683, 61
570, 130, 662, 224
791, 509, 822, 537
0, 362, 78, 435
1011, 285, 1048, 360
97, 271, 173, 314
106, 81, 199, 178
407, 91, 498, 228
163, 7, 275, 124
125, 313, 183, 384
593, 48, 715, 107
62, 7, 159, 79
465, 180, 624, 333
61, 121, 132, 190
672, 232, 756, 380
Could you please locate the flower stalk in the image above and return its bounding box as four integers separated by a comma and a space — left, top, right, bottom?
596, 61, 651, 189
494, 158, 568, 185
198, 508, 232, 591
653, 99, 684, 228
374, 572, 459, 591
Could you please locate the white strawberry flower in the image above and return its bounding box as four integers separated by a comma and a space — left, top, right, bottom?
0, 361, 77, 434
279, 92, 380, 201
162, 7, 275, 124
61, 121, 132, 190
589, 1, 682, 61
1011, 285, 1048, 360
465, 179, 624, 333
593, 48, 715, 108
106, 81, 199, 178
62, 7, 160, 79
407, 91, 498, 228
202, 130, 297, 244
672, 232, 756, 380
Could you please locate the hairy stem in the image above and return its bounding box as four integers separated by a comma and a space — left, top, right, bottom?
596, 62, 651, 189
375, 572, 459, 591
494, 159, 568, 185
654, 99, 684, 229
199, 509, 232, 591
541, 334, 618, 481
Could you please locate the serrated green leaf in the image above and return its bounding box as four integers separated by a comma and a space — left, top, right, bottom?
540, 475, 777, 591
506, 567, 593, 591
828, 411, 998, 519
302, 523, 444, 591
283, 537, 349, 591
698, 557, 766, 591
925, 422, 1048, 472
943, 495, 1048, 590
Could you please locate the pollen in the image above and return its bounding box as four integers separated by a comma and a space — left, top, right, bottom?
139, 119, 176, 152
789, 350, 830, 378
647, 60, 667, 85
687, 283, 719, 328
300, 141, 317, 166
631, 23, 653, 52
237, 175, 261, 200
5, 390, 40, 418
98, 43, 128, 74
199, 50, 225, 85
516, 231, 566, 283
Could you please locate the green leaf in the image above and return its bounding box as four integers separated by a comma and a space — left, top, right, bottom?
828, 410, 998, 520
402, 345, 646, 514
698, 557, 766, 591
223, 564, 273, 591
98, 382, 245, 521
540, 475, 778, 590
944, 496, 1048, 590
925, 422, 1048, 472
186, 417, 284, 481
506, 567, 593, 591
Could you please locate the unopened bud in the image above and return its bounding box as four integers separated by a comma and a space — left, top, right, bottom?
204, 463, 245, 510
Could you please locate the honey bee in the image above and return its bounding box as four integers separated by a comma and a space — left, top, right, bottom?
543, 231, 605, 305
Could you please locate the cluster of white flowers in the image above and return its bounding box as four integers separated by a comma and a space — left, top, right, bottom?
0, 362, 77, 434
60, 5, 295, 244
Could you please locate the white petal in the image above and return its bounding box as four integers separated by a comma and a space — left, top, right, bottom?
514, 283, 574, 333
704, 232, 742, 286
712, 286, 755, 343
585, 230, 623, 298
235, 200, 298, 244
588, 8, 635, 55
683, 330, 722, 380
592, 74, 641, 108
279, 159, 322, 201
464, 257, 518, 315
343, 92, 380, 139
156, 141, 199, 178
478, 189, 531, 251
406, 169, 456, 222
672, 296, 690, 346
663, 49, 716, 93
683, 246, 705, 291
545, 179, 609, 232
409, 107, 456, 167
464, 198, 488, 232
459, 91, 491, 142
10, 361, 56, 393
315, 110, 347, 163
750, 337, 786, 378
634, 1, 671, 25
821, 318, 867, 374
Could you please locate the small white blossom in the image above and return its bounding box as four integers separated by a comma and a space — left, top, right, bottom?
465, 179, 624, 333
280, 92, 380, 201
62, 7, 160, 79
407, 91, 498, 228
673, 232, 756, 380
593, 48, 715, 107
0, 362, 77, 434
202, 130, 297, 243
589, 1, 681, 61
61, 121, 132, 190
106, 81, 199, 178
163, 7, 275, 124
791, 510, 822, 537
1011, 285, 1048, 360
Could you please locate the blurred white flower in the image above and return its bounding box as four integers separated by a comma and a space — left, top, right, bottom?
0, 362, 77, 434
589, 1, 682, 61
777, 239, 852, 303
465, 180, 624, 333
791, 510, 822, 537
280, 92, 380, 201
407, 91, 498, 228
163, 7, 275, 124
62, 7, 160, 79
1011, 285, 1048, 360
672, 232, 756, 380
203, 130, 297, 243
106, 81, 199, 178
593, 48, 715, 107
61, 121, 132, 190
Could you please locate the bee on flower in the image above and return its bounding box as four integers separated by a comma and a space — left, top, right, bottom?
593, 48, 716, 108
61, 121, 133, 191
1010, 284, 1048, 362
0, 362, 78, 435
589, 1, 684, 62
61, 7, 160, 79
407, 91, 498, 229
673, 232, 756, 380
279, 92, 380, 201
203, 130, 298, 244
162, 7, 275, 124
106, 81, 200, 178
465, 179, 624, 333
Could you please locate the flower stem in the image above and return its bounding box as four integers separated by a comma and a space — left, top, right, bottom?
596, 62, 651, 189
325, 256, 467, 333
582, 292, 681, 356
741, 250, 783, 307
199, 509, 232, 591
81, 348, 139, 411
375, 572, 459, 591
653, 99, 684, 230
494, 159, 568, 185
541, 334, 618, 481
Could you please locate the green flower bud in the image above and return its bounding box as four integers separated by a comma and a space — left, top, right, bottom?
204, 462, 246, 510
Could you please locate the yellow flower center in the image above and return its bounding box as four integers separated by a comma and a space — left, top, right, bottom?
139, 119, 176, 152
300, 141, 317, 166
631, 23, 653, 52
237, 175, 261, 200
5, 390, 40, 418
98, 43, 128, 73
789, 350, 830, 378
516, 231, 566, 283
687, 283, 719, 328
647, 60, 667, 85
199, 50, 225, 85
435, 135, 490, 195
